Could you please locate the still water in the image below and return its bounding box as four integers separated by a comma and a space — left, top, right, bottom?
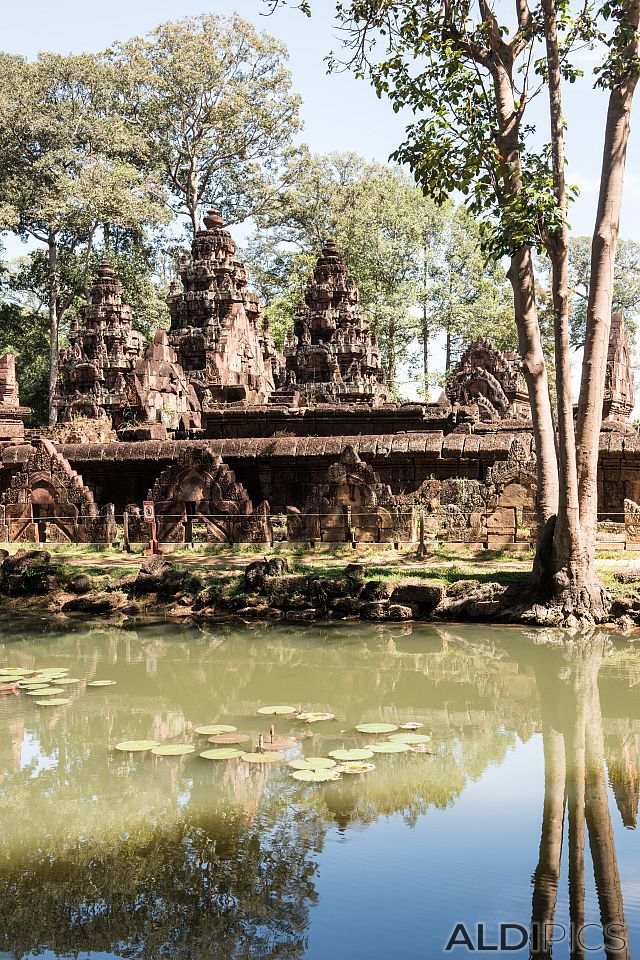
0, 617, 639, 960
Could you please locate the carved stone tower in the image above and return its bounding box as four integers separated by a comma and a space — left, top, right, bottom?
603, 312, 636, 425
167, 208, 281, 405
280, 240, 387, 404
57, 261, 145, 425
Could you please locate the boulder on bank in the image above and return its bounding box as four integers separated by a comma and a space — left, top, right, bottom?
61, 592, 119, 614
244, 557, 290, 591
361, 600, 413, 621
0, 549, 53, 595
131, 556, 174, 595
390, 579, 444, 615
66, 573, 92, 595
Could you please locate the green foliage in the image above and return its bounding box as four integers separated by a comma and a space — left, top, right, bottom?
247, 150, 514, 393
0, 300, 49, 424
109, 14, 302, 235
566, 237, 640, 348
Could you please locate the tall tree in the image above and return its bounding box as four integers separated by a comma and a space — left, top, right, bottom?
110, 14, 302, 236
568, 236, 640, 348
426, 205, 514, 373
265, 0, 640, 620
0, 52, 167, 425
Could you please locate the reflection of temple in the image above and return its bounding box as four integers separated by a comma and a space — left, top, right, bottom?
278, 241, 387, 405
167, 208, 282, 405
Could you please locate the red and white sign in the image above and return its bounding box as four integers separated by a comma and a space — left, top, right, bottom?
143, 501, 155, 522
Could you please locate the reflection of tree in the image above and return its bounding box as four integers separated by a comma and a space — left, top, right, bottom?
0, 794, 321, 960
530, 637, 630, 960
1, 618, 639, 958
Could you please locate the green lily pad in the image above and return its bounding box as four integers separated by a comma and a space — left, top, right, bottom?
54, 678, 81, 685
194, 724, 237, 736
199, 748, 244, 760
366, 741, 411, 754
388, 733, 431, 745
291, 768, 338, 782
339, 761, 376, 775
297, 712, 336, 723
400, 721, 423, 730
34, 698, 70, 706
115, 740, 159, 752
257, 705, 296, 716
328, 748, 374, 762
151, 744, 195, 757
241, 751, 285, 763
289, 757, 336, 771
87, 680, 116, 687
26, 687, 65, 697
355, 722, 398, 734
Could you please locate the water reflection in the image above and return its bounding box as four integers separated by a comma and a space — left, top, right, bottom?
0, 620, 637, 958
530, 638, 631, 959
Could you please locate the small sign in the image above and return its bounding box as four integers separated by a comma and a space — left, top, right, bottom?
143, 501, 155, 522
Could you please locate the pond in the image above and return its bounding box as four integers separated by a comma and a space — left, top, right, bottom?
0, 618, 638, 960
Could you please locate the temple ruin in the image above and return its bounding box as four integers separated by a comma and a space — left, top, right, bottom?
0, 218, 638, 547
279, 241, 387, 405
167, 207, 281, 405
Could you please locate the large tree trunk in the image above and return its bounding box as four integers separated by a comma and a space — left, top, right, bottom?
488, 59, 560, 588
584, 646, 630, 960
530, 725, 566, 957
576, 7, 640, 576
47, 229, 59, 428
541, 0, 599, 613
422, 312, 429, 400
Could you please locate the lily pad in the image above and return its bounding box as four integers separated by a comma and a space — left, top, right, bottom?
328, 748, 374, 762
199, 748, 244, 760
339, 761, 376, 775
87, 680, 117, 687
366, 741, 412, 754
115, 740, 159, 752
257, 705, 296, 716
289, 757, 336, 771
297, 712, 336, 724
54, 678, 81, 685
208, 733, 252, 745
400, 721, 423, 730
34, 698, 70, 706
0, 684, 17, 693
388, 733, 431, 745
26, 687, 65, 697
195, 724, 237, 736
355, 722, 398, 734
151, 744, 195, 757
241, 751, 285, 763
291, 768, 338, 782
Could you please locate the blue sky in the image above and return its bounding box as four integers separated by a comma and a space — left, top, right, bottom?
4, 1, 640, 399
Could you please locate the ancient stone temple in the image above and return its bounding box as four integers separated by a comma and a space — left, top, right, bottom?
446, 338, 531, 422
167, 208, 281, 405
0, 354, 29, 441
131, 331, 201, 436
56, 262, 145, 426
603, 312, 636, 426
280, 241, 387, 404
